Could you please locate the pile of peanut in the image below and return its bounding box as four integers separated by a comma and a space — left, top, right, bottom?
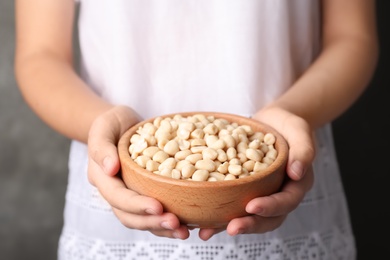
129, 114, 277, 181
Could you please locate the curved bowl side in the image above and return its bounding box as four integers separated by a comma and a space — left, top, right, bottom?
118, 112, 289, 228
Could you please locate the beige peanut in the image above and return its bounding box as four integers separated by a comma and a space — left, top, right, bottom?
129, 114, 278, 181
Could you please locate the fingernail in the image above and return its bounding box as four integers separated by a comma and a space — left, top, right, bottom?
145, 208, 158, 215
172, 231, 181, 239
234, 228, 244, 236
290, 161, 305, 179
250, 206, 263, 215
161, 221, 174, 230
102, 156, 113, 174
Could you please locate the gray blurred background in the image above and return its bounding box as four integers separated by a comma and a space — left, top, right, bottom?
1, 1, 70, 259
1, 1, 389, 260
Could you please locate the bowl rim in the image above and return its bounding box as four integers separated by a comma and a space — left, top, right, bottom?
118, 111, 289, 188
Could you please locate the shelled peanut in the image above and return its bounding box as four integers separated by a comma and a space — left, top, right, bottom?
129, 114, 278, 181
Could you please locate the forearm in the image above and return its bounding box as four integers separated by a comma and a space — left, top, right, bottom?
266, 0, 378, 129
14, 0, 114, 143
15, 53, 112, 143
269, 35, 378, 129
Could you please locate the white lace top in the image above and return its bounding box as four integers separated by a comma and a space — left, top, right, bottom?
59, 0, 356, 259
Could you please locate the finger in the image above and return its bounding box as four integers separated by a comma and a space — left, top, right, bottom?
246, 167, 314, 217
113, 208, 190, 240
88, 117, 121, 176
87, 106, 140, 176
90, 144, 120, 177
89, 160, 164, 215
198, 227, 225, 241
112, 208, 181, 231
284, 119, 316, 181
254, 108, 316, 181
226, 215, 286, 236
151, 225, 190, 240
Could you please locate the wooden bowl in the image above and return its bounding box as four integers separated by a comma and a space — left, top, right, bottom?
118, 112, 288, 228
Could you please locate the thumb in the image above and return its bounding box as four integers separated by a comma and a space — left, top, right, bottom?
285, 130, 316, 181
253, 106, 316, 181
89, 137, 121, 176
88, 105, 141, 177
88, 118, 121, 176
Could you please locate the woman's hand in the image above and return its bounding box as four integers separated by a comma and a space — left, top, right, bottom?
87, 105, 190, 239
198, 106, 315, 240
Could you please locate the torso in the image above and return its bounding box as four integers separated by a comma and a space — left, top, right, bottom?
59, 1, 356, 259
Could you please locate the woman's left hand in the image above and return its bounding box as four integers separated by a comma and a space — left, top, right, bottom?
198, 106, 315, 240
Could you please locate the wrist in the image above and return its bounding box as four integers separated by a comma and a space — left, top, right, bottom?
255, 104, 314, 132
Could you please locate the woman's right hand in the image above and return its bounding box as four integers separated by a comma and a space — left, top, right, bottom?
87, 105, 190, 239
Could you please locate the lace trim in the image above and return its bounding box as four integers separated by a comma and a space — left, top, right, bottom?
58, 227, 355, 260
